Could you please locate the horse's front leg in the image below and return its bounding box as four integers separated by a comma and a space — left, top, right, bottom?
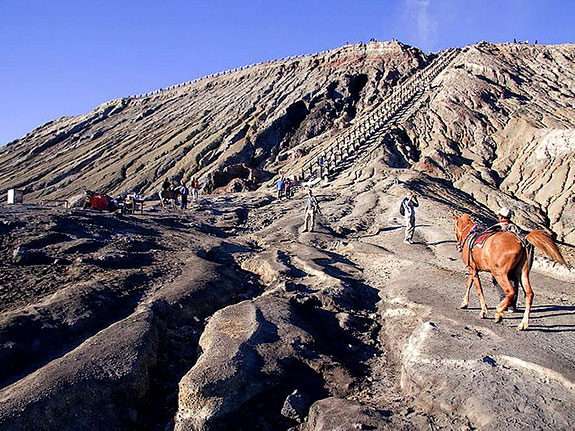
473, 273, 489, 318
460, 270, 474, 309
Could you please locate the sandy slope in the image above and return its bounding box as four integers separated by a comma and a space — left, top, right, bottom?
1, 163, 573, 430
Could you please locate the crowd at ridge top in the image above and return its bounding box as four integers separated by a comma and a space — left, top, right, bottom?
122, 37, 545, 100
124, 39, 454, 100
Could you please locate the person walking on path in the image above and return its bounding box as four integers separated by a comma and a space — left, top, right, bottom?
276, 176, 285, 200
318, 156, 325, 179
190, 177, 199, 203
162, 178, 171, 191
400, 191, 419, 244
284, 178, 293, 199
179, 182, 189, 210
303, 189, 322, 232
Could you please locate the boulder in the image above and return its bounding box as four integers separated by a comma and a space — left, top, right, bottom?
0, 310, 160, 431
300, 398, 394, 431
400, 320, 575, 429
11, 246, 52, 265
175, 295, 353, 430
281, 389, 312, 421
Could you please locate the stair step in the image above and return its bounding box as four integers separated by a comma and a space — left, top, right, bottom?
299, 49, 459, 181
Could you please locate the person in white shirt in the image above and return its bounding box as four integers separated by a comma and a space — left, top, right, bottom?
400, 191, 419, 244
303, 189, 322, 232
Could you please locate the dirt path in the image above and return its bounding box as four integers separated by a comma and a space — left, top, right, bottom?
1, 171, 574, 430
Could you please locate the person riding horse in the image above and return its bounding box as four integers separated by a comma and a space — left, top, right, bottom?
483, 207, 526, 311
490, 207, 522, 235
454, 213, 565, 330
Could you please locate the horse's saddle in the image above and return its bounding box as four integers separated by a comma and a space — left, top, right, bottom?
468, 226, 526, 251
470, 232, 494, 249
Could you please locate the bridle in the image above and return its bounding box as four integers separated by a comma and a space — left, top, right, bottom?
455, 219, 476, 252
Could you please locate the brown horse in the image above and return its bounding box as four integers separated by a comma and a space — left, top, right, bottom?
454, 214, 566, 330
160, 188, 180, 210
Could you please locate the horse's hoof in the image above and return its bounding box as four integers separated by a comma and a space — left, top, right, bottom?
460, 302, 468, 309
516, 322, 528, 331
494, 313, 503, 323
479, 312, 488, 319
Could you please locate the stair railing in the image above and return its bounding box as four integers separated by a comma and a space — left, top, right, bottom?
299, 48, 459, 181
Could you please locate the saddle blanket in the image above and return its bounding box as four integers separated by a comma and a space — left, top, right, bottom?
471, 232, 495, 248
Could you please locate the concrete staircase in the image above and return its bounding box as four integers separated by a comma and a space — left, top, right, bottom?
299, 48, 460, 181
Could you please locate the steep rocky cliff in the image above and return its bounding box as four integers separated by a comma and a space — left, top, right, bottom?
2, 41, 574, 243
0, 41, 427, 201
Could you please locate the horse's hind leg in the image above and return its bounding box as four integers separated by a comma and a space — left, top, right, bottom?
460, 271, 474, 309
492, 274, 518, 311
493, 273, 516, 323
509, 267, 521, 312
517, 261, 534, 331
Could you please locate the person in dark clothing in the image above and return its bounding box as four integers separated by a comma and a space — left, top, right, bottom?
318, 156, 325, 179
284, 178, 293, 199
162, 178, 171, 191
179, 182, 189, 210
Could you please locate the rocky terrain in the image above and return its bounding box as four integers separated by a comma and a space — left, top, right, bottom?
0, 41, 429, 203
1, 41, 575, 243
1, 172, 574, 430
1, 40, 575, 430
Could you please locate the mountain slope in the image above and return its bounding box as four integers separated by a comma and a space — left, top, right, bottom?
1, 41, 574, 242
402, 42, 575, 242
0, 41, 427, 202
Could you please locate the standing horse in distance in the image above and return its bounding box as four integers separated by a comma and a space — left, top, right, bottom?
454, 213, 566, 331
160, 187, 180, 210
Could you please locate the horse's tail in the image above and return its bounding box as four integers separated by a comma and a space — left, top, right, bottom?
526, 230, 566, 265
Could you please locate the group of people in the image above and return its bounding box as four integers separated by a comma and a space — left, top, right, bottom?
164, 170, 524, 247
297, 184, 520, 244
162, 177, 200, 210
297, 187, 419, 236
275, 176, 294, 200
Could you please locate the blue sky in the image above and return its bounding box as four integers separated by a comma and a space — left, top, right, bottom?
1, 0, 574, 145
